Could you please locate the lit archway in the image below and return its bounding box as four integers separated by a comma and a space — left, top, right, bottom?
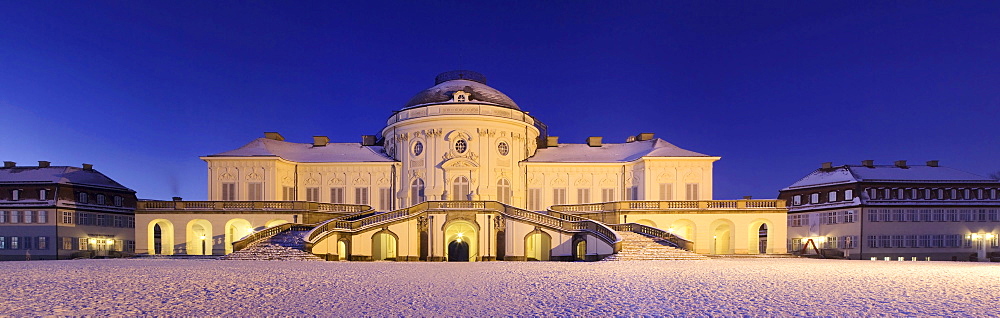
337, 240, 349, 261
372, 229, 398, 261
524, 230, 551, 261
710, 219, 735, 255
747, 219, 774, 254
186, 219, 213, 255
669, 219, 696, 242
633, 219, 656, 227
574, 240, 587, 261
265, 219, 289, 228
444, 221, 478, 262
147, 219, 175, 255
224, 218, 254, 254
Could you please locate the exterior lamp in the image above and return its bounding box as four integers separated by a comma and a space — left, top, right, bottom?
88, 238, 97, 244
106, 239, 114, 245
968, 232, 991, 262
200, 234, 208, 256
456, 233, 463, 238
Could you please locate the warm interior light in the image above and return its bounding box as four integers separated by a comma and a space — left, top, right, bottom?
200, 235, 206, 240
971, 233, 981, 240
986, 233, 996, 240
88, 238, 96, 244
106, 239, 114, 245
456, 233, 464, 238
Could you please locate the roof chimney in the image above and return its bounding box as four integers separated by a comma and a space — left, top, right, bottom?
313, 136, 329, 147
264, 132, 285, 141
172, 196, 183, 201
3, 161, 14, 168
82, 163, 94, 171
743, 196, 752, 200
38, 161, 50, 168
546, 136, 559, 147
361, 135, 377, 146
926, 160, 939, 167
586, 136, 603, 147
894, 160, 908, 168
821, 162, 833, 169
861, 160, 874, 168
636, 133, 655, 141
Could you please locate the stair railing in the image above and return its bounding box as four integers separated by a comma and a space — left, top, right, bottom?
232, 223, 293, 252
608, 223, 694, 251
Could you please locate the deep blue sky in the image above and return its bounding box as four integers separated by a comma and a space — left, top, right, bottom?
2, 1, 998, 200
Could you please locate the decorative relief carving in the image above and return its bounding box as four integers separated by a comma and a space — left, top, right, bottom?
305, 177, 319, 186
328, 176, 345, 185
574, 178, 591, 187
354, 177, 369, 185
377, 177, 389, 186
551, 177, 567, 187
410, 159, 425, 167
397, 133, 409, 141
409, 169, 424, 179
600, 178, 616, 187
417, 216, 428, 232
442, 150, 478, 162
493, 215, 505, 231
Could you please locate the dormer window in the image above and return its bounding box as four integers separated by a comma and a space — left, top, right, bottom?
452, 90, 471, 103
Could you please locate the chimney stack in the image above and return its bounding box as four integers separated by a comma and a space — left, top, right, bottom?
743, 196, 753, 200
172, 197, 183, 201
3, 161, 14, 168
586, 136, 603, 147
926, 160, 939, 167
821, 162, 833, 169
895, 160, 908, 168
861, 160, 874, 168
264, 132, 285, 141
546, 136, 559, 147
361, 135, 377, 146
636, 133, 655, 141
82, 163, 94, 171
313, 136, 329, 147
38, 161, 50, 168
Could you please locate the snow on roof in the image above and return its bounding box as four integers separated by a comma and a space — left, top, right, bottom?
0, 166, 132, 190
206, 138, 395, 163
526, 138, 710, 163
784, 164, 997, 190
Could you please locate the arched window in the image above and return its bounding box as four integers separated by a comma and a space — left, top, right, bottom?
496, 179, 511, 204
411, 178, 425, 205
452, 176, 470, 201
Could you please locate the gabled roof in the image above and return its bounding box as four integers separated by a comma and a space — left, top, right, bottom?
525, 138, 711, 163
0, 166, 132, 191
783, 164, 998, 190
205, 138, 395, 163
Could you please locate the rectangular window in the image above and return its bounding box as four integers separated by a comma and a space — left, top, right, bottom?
37, 211, 47, 224
282, 186, 296, 201
685, 184, 699, 200
24, 211, 33, 223
577, 188, 590, 204
12, 189, 20, 201
0, 237, 5, 249
354, 187, 369, 205
868, 235, 879, 248
809, 193, 819, 204
221, 183, 236, 201
828, 191, 837, 202
62, 211, 73, 224
11, 237, 19, 250
37, 237, 47, 250
528, 188, 542, 211
601, 188, 615, 202
891, 235, 904, 248
96, 215, 106, 227
330, 187, 345, 204
0, 211, 6, 223
248, 183, 263, 201
625, 186, 639, 200
792, 195, 802, 206
96, 194, 106, 205
891, 209, 903, 222
38, 189, 47, 200
126, 240, 136, 253
844, 189, 854, 201
114, 196, 123, 207
306, 187, 320, 202
879, 235, 891, 248
78, 192, 88, 203
379, 188, 392, 211
552, 189, 567, 205
659, 183, 673, 200
127, 216, 135, 228
844, 210, 856, 223
79, 238, 89, 250
10, 211, 19, 223
62, 237, 73, 250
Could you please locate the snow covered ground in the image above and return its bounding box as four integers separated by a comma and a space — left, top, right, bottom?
2, 258, 998, 316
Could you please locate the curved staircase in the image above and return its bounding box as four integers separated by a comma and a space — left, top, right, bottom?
602, 231, 708, 261
221, 229, 323, 261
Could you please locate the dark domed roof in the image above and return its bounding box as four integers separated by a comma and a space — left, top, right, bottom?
403, 71, 520, 110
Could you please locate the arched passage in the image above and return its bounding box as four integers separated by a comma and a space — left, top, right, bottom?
574, 239, 587, 261
147, 219, 175, 255
372, 229, 398, 261
265, 219, 289, 228
524, 230, 551, 261
669, 219, 696, 242
186, 219, 213, 255
337, 239, 349, 261
633, 219, 656, 227
444, 220, 478, 262
747, 219, 774, 254
224, 218, 254, 254
710, 219, 735, 255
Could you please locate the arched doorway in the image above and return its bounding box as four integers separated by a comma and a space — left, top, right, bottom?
747, 219, 773, 254
265, 219, 289, 228
147, 219, 175, 255
757, 224, 768, 254
634, 219, 656, 227
186, 219, 213, 255
711, 220, 734, 255
444, 221, 478, 262
448, 240, 470, 261
372, 230, 397, 261
574, 240, 587, 261
669, 219, 696, 242
337, 239, 349, 261
524, 230, 551, 261
224, 218, 254, 254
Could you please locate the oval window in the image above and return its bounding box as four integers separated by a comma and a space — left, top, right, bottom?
498, 141, 509, 156
455, 139, 467, 153
413, 141, 423, 156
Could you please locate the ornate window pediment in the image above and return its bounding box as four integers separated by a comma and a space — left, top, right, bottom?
441, 158, 479, 170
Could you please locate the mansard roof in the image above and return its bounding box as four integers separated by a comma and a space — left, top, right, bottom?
205, 138, 395, 163
525, 138, 711, 163
0, 166, 132, 191
783, 164, 998, 190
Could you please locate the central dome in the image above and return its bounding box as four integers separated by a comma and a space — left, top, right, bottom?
402, 70, 520, 110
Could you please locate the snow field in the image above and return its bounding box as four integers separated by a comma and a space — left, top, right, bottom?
1, 258, 998, 316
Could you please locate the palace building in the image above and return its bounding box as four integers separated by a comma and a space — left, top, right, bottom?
780, 160, 1000, 261
136, 71, 788, 261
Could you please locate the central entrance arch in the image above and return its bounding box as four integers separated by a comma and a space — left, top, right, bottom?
444, 220, 478, 262
448, 240, 470, 261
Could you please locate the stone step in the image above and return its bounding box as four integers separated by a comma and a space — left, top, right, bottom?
604, 230, 708, 261
221, 228, 324, 261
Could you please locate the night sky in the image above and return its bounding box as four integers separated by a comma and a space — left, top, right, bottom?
2, 1, 998, 201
